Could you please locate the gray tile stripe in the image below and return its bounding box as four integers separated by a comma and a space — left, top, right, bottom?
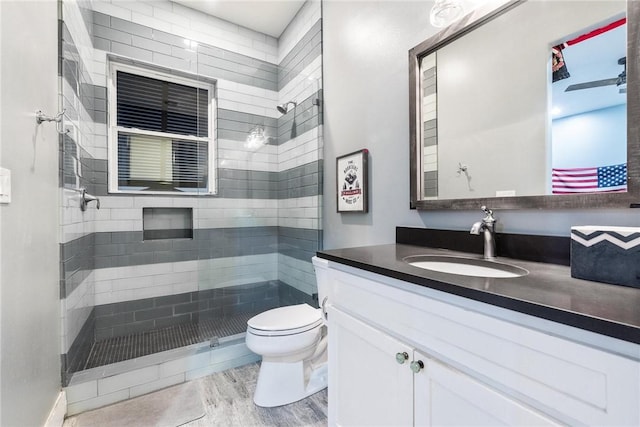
423, 120, 437, 148
423, 128, 437, 139
66, 13, 322, 120
91, 10, 279, 91
424, 170, 438, 181
67, 85, 321, 148
61, 308, 95, 386
279, 19, 322, 90
424, 188, 438, 198
423, 75, 436, 88
66, 14, 323, 142
60, 233, 96, 300
423, 65, 436, 98
217, 90, 322, 146
61, 23, 107, 125
88, 11, 321, 94
61, 134, 108, 196
424, 119, 437, 131
60, 21, 79, 70
277, 90, 322, 146
92, 281, 283, 341
62, 131, 323, 199
424, 136, 437, 147
424, 172, 438, 197
423, 66, 436, 78
424, 171, 438, 190
280, 42, 322, 92
279, 227, 322, 263
277, 159, 323, 199
217, 159, 323, 199
218, 109, 279, 144
424, 181, 438, 191
61, 226, 320, 298
218, 109, 278, 129
62, 280, 315, 378
424, 83, 436, 97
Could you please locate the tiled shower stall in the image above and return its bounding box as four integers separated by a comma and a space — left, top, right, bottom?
59, 0, 323, 412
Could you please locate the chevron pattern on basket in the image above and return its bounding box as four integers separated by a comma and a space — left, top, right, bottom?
571, 227, 640, 250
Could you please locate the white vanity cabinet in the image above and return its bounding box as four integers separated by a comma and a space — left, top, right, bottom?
324, 262, 640, 427
413, 352, 559, 426
330, 306, 559, 426
329, 306, 414, 426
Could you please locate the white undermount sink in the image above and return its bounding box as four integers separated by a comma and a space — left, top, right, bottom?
404, 255, 529, 278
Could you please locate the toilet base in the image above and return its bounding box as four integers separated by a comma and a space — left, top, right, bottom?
253, 359, 328, 407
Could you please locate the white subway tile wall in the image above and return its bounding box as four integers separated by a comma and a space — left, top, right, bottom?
90, 254, 278, 306
278, 0, 322, 65
59, 0, 323, 388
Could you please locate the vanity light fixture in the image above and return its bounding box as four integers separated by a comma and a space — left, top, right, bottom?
430, 0, 465, 28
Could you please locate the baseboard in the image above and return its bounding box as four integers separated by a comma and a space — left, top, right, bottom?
44, 391, 67, 427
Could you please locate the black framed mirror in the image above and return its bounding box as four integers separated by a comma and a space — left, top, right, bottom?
409, 0, 639, 210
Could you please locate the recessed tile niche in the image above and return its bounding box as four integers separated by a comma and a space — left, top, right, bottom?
143, 207, 193, 240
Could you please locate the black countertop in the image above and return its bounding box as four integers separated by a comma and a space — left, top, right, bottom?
317, 244, 640, 345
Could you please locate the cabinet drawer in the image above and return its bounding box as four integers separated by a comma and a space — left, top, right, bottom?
328, 266, 640, 426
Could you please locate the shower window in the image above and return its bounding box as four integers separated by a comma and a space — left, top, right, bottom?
107, 61, 216, 194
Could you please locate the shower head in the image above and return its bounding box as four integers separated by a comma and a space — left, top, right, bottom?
277, 101, 297, 115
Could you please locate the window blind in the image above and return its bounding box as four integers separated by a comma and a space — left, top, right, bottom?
117, 133, 208, 191
117, 71, 208, 137
114, 70, 211, 193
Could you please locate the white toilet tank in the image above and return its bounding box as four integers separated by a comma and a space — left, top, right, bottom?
311, 256, 330, 312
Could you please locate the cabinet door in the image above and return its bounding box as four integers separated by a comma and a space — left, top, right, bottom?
413, 352, 560, 426
328, 306, 414, 427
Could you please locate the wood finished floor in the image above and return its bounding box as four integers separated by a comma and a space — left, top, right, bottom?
65, 362, 328, 427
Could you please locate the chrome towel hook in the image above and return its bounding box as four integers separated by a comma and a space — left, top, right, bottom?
35, 109, 69, 134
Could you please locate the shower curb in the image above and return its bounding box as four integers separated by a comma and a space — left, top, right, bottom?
64, 334, 259, 416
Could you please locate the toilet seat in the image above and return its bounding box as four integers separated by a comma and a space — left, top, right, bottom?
246, 259, 330, 407
247, 304, 322, 337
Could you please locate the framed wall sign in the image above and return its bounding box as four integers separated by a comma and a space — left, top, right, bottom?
336, 149, 369, 213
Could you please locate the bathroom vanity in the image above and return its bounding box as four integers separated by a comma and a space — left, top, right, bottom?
317, 239, 640, 426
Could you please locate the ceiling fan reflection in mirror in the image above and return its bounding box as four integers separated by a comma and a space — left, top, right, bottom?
565, 56, 627, 93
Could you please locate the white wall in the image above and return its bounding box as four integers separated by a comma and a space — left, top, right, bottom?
323, 1, 433, 249
552, 104, 627, 169
322, 0, 640, 250
0, 1, 61, 425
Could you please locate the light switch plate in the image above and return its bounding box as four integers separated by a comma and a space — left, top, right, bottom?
0, 168, 11, 204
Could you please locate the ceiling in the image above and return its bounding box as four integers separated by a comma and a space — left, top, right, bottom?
552, 21, 627, 119
172, 0, 305, 38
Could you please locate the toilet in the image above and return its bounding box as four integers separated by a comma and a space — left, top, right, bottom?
245, 256, 330, 407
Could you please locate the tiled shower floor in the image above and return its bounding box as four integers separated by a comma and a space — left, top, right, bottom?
83, 312, 256, 370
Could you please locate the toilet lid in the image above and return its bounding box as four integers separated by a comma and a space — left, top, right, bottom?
247, 304, 322, 335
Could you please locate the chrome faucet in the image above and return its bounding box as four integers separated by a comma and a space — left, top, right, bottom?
470, 206, 496, 259
80, 188, 100, 211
